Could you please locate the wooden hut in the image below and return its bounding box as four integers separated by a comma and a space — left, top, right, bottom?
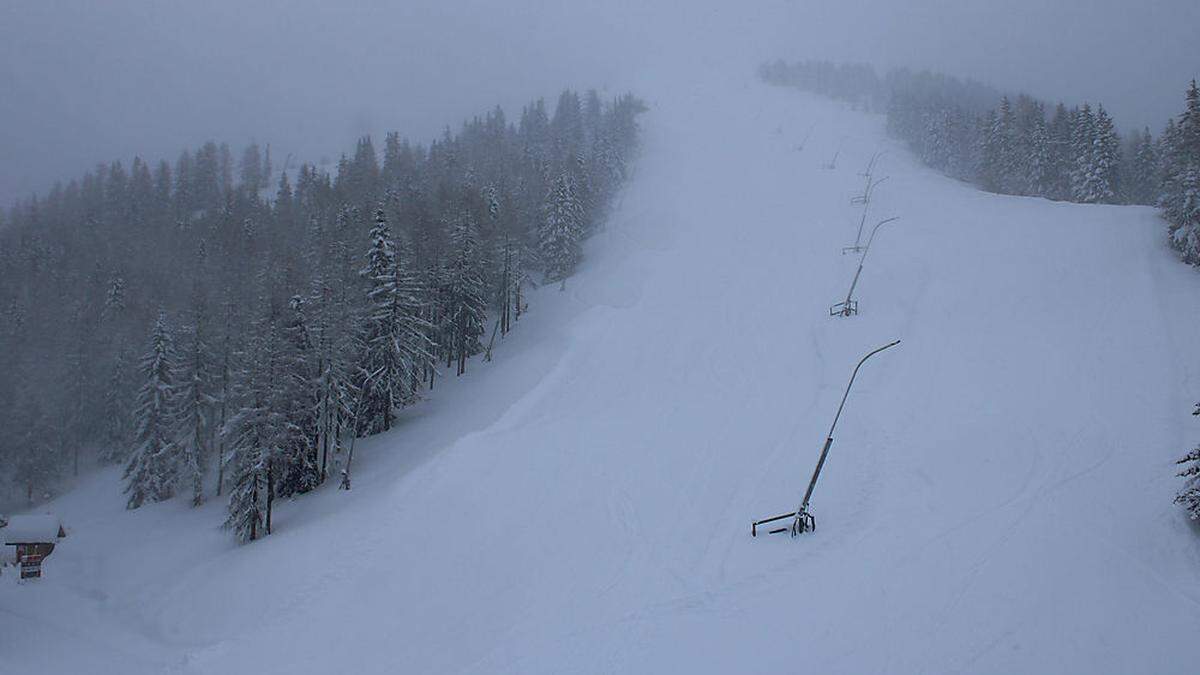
1, 514, 66, 579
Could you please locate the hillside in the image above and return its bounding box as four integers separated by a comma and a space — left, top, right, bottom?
5, 71, 1200, 674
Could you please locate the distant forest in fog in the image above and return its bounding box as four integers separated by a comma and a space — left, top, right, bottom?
0, 88, 646, 542
761, 60, 1200, 268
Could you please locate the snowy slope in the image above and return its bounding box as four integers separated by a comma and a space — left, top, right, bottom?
6, 71, 1200, 674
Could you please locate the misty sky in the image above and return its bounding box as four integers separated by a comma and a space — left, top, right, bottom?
2, 0, 1196, 207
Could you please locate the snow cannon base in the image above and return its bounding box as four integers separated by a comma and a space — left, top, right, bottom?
792, 508, 816, 535
751, 509, 815, 537
829, 300, 858, 317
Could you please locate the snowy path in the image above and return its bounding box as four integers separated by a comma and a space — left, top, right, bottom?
6, 72, 1200, 674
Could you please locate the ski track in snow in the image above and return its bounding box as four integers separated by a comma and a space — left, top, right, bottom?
5, 69, 1200, 674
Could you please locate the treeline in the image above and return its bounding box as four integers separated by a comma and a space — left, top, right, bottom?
0, 89, 646, 542
759, 60, 1197, 214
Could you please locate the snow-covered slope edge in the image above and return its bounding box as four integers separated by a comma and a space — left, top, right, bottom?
5, 72, 1200, 674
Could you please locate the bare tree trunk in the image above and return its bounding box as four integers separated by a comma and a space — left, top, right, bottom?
215, 331, 231, 497
265, 462, 274, 536
319, 379, 331, 483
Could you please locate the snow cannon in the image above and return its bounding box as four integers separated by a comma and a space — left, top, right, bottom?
830, 217, 899, 318
751, 340, 900, 538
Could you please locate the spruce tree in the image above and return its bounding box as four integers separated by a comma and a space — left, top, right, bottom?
1047, 103, 1075, 200
1071, 104, 1098, 202
1091, 105, 1121, 203
223, 350, 270, 542
540, 172, 584, 284
1026, 112, 1052, 197
124, 312, 181, 509
1176, 446, 1200, 519
224, 299, 279, 541
100, 347, 132, 463
1176, 401, 1200, 520
1122, 128, 1158, 205
358, 209, 434, 432
176, 294, 214, 506
1168, 81, 1200, 257
276, 295, 320, 497
445, 213, 487, 376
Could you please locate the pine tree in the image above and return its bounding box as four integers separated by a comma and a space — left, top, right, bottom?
309, 268, 356, 484
10, 393, 59, 506
1123, 128, 1158, 205
445, 212, 487, 376
1176, 446, 1200, 519
1176, 402, 1200, 520
275, 295, 320, 497
223, 300, 278, 542
1026, 112, 1052, 197
176, 293, 214, 506
1071, 104, 1099, 202
358, 208, 399, 433
102, 272, 126, 323
540, 172, 583, 284
358, 209, 434, 432
240, 142, 263, 193
223, 342, 270, 542
100, 347, 132, 463
921, 109, 954, 172
980, 109, 1003, 192
1090, 105, 1121, 203
212, 299, 238, 497
1046, 103, 1075, 200
995, 97, 1019, 193
1166, 81, 1200, 261
124, 312, 180, 509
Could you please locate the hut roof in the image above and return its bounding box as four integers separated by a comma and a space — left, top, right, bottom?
2, 515, 65, 544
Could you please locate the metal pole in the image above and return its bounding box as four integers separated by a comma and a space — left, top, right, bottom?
792, 340, 901, 535
849, 177, 889, 249
861, 216, 898, 265
859, 151, 886, 178
841, 262, 866, 315
840, 217, 898, 314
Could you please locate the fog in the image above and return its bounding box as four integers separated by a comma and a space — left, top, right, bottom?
2, 0, 1196, 207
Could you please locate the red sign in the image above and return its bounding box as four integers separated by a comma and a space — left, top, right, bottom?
20, 552, 43, 579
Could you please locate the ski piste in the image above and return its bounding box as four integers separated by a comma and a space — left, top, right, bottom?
5, 66, 1200, 675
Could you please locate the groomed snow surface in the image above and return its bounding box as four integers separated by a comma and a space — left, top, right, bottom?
6, 75, 1200, 674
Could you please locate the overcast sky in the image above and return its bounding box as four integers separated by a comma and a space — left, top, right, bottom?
2, 0, 1196, 206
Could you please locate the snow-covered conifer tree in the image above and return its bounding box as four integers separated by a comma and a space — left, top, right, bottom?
445, 212, 487, 375
1176, 401, 1200, 520
275, 295, 320, 497
1025, 112, 1052, 197
1090, 105, 1121, 203
124, 312, 181, 509
176, 294, 214, 506
1071, 104, 1099, 202
359, 209, 434, 432
100, 347, 132, 463
540, 172, 584, 284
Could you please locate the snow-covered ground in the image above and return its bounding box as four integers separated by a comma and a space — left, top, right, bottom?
6, 71, 1200, 674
